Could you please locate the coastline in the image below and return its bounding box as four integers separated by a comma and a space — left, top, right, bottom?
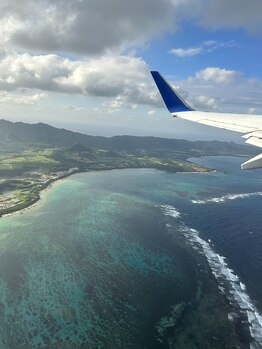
0, 163, 211, 220
0, 169, 82, 219
0, 157, 259, 348
176, 169, 216, 174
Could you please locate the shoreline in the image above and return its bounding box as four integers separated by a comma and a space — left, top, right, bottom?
0, 169, 82, 219
0, 162, 212, 220
0, 157, 257, 348
176, 169, 216, 174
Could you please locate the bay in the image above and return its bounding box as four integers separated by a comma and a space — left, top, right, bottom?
0, 157, 261, 348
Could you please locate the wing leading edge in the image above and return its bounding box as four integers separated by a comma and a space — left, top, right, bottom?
151, 71, 262, 170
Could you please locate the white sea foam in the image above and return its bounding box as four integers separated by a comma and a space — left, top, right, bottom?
181, 226, 262, 348
162, 204, 262, 348
161, 205, 181, 219
192, 192, 262, 205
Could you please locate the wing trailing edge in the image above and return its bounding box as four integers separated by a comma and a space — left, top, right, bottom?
241, 153, 262, 170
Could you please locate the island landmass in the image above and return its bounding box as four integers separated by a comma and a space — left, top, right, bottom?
0, 119, 257, 217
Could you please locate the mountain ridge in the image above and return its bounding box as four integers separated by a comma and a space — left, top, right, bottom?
0, 119, 256, 157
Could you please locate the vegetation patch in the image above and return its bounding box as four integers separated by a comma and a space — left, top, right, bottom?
0, 119, 256, 217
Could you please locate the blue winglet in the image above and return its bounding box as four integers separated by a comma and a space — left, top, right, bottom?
151, 71, 193, 113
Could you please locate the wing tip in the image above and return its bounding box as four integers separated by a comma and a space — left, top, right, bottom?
150, 71, 193, 113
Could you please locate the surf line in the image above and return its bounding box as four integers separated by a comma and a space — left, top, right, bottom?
192, 191, 262, 205
162, 204, 262, 349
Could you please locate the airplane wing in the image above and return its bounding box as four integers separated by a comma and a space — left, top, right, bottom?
151, 71, 262, 170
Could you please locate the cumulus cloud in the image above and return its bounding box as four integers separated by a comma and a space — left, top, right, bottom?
0, 91, 47, 105
0, 0, 175, 55
194, 67, 240, 83
0, 52, 162, 110
193, 95, 217, 110
102, 96, 125, 113
0, 53, 145, 94
170, 40, 238, 58
177, 0, 262, 33
0, 0, 261, 59
176, 67, 262, 113
100, 83, 162, 113
120, 83, 162, 107
194, 0, 262, 33
143, 67, 262, 114
1, 49, 261, 115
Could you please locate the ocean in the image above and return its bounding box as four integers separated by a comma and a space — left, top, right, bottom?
0, 156, 261, 348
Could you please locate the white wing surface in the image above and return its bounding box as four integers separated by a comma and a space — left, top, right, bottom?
151, 71, 262, 170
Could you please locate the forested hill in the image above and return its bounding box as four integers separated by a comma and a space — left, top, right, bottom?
0, 118, 258, 216
0, 119, 256, 157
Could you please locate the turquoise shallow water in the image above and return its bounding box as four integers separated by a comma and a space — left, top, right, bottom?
0, 172, 197, 348
0, 158, 262, 348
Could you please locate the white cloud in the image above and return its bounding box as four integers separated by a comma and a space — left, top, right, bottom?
0, 0, 261, 135
176, 0, 262, 33
194, 67, 239, 83
1, 50, 262, 116
0, 53, 145, 94
170, 40, 238, 58
174, 67, 262, 113
0, 0, 175, 55
0, 51, 165, 111
0, 0, 260, 61
193, 95, 217, 110
97, 83, 162, 114
199, 0, 262, 33
0, 91, 46, 105
170, 47, 202, 57
102, 96, 125, 113
148, 110, 156, 115
120, 83, 162, 108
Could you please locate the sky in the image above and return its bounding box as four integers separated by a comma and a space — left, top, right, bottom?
1, 0, 262, 141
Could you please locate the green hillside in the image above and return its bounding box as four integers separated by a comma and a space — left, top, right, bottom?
0, 119, 257, 217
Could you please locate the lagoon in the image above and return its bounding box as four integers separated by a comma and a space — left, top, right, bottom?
0, 159, 262, 348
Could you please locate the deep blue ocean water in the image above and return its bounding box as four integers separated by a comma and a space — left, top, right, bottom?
0, 156, 261, 348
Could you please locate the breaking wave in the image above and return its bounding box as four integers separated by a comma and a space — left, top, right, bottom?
162, 205, 181, 219
162, 204, 262, 348
192, 192, 262, 204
